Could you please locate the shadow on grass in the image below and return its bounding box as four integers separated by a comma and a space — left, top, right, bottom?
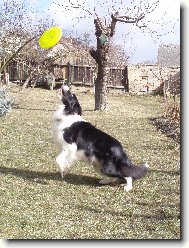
150, 169, 180, 176
13, 105, 54, 112
0, 165, 179, 185
76, 204, 180, 221
64, 173, 100, 186
13, 106, 95, 113
0, 166, 100, 186
83, 109, 95, 113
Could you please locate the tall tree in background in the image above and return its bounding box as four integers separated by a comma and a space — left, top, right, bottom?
55, 0, 163, 110
89, 12, 148, 110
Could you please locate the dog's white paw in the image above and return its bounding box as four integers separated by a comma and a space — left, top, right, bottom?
123, 177, 132, 192
145, 162, 149, 168
124, 185, 132, 192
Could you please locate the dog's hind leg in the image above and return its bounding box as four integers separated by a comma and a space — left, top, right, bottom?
123, 177, 133, 192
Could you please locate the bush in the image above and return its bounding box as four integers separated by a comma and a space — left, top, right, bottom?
0, 88, 12, 117
165, 102, 180, 123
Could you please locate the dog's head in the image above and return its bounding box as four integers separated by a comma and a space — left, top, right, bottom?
58, 85, 82, 116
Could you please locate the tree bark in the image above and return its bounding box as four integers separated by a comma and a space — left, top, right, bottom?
95, 60, 109, 110
90, 17, 112, 110
94, 32, 110, 110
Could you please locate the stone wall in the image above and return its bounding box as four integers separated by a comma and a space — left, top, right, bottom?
128, 64, 180, 94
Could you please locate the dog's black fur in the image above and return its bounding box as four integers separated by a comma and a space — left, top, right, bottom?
52, 86, 149, 191
63, 120, 148, 179
62, 90, 82, 116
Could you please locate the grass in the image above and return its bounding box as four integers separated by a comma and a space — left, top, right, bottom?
0, 84, 180, 239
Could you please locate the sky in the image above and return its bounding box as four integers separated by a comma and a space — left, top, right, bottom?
1, 0, 180, 64
38, 0, 180, 64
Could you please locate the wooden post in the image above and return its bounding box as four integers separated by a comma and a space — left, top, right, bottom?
122, 66, 129, 92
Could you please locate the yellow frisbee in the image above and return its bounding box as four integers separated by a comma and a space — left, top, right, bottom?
39, 26, 62, 49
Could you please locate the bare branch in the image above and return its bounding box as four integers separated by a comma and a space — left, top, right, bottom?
136, 21, 147, 29
63, 0, 98, 19
0, 34, 39, 73
109, 12, 146, 36
111, 12, 145, 24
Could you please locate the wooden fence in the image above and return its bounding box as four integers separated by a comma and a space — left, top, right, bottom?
6, 60, 30, 82
5, 61, 129, 90
53, 63, 128, 90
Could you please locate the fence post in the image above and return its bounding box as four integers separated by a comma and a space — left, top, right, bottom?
122, 66, 129, 92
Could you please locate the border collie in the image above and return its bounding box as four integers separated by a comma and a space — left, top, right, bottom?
52, 85, 149, 192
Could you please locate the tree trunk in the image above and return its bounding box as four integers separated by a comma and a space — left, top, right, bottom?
95, 43, 110, 110
95, 63, 109, 110
89, 17, 112, 111
22, 73, 33, 89
0, 73, 3, 88
91, 43, 110, 110
91, 37, 110, 110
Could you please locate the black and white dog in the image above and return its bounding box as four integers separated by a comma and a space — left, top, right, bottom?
52, 85, 149, 192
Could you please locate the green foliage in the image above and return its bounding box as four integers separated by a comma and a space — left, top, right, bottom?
99, 34, 108, 44
0, 88, 12, 117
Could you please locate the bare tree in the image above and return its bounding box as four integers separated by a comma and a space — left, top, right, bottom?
0, 0, 55, 86
90, 13, 148, 110
54, 0, 162, 110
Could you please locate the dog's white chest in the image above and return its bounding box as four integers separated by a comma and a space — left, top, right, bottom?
52, 105, 83, 150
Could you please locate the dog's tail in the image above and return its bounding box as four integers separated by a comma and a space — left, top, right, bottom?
120, 162, 149, 179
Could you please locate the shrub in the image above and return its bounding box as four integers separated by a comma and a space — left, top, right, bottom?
0, 88, 12, 117
165, 102, 180, 124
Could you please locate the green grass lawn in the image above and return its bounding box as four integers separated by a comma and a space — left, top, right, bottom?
0, 84, 180, 239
